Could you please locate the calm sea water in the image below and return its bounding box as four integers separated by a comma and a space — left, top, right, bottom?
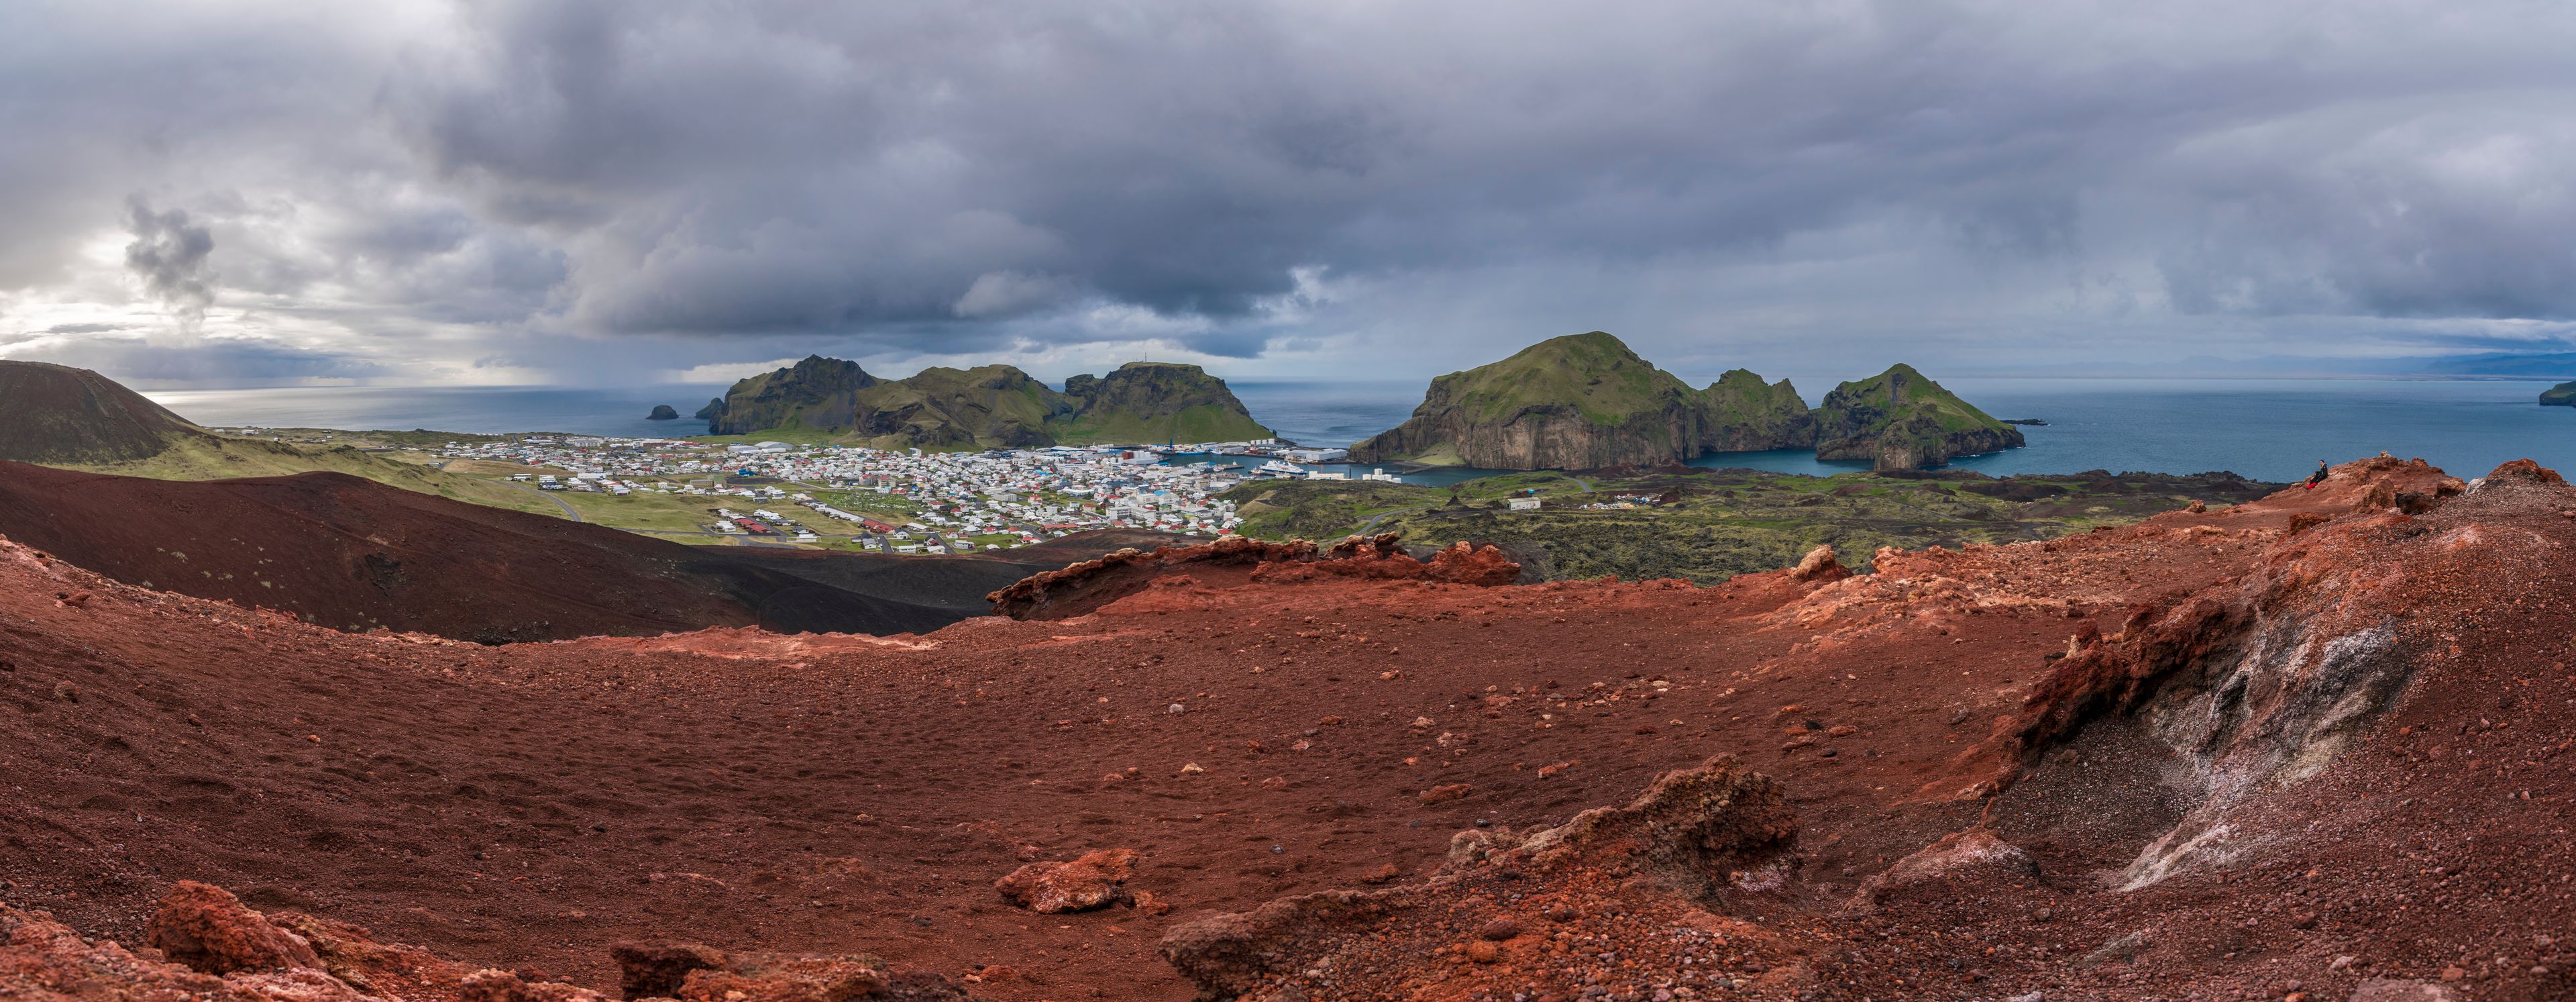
1240, 378, 2576, 484
148, 378, 2575, 484
148, 385, 737, 440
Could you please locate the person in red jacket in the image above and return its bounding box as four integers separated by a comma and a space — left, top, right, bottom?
2304, 460, 2328, 489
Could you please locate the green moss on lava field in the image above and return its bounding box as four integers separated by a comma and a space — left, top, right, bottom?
1221, 468, 2276, 584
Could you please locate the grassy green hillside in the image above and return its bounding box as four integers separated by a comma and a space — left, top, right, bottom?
704, 357, 1269, 449
1440, 331, 1695, 425
1703, 368, 1805, 425
59, 434, 564, 517
848, 364, 1065, 450
1051, 402, 1271, 446
1821, 363, 2008, 435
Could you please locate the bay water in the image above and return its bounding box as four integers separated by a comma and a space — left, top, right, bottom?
146, 377, 2575, 484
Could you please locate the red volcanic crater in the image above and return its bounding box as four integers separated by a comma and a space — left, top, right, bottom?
1, 454, 2571, 1002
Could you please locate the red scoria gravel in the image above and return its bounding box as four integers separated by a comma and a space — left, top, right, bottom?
0, 454, 2569, 1001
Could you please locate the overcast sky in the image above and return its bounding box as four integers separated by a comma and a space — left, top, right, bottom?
5, 1, 2575, 388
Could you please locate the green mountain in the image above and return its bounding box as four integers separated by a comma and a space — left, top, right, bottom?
1812, 364, 2023, 471
703, 356, 880, 436
848, 364, 1068, 450
1347, 332, 1814, 470
1053, 362, 1275, 446
702, 358, 1271, 449
0, 360, 200, 464
1703, 368, 1817, 451
2542, 381, 2575, 406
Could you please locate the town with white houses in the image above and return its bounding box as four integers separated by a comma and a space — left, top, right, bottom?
382, 434, 1389, 554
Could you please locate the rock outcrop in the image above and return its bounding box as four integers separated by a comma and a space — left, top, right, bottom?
704, 356, 882, 436
986, 532, 1520, 619
994, 848, 1140, 913
2543, 380, 2575, 406
1159, 755, 1797, 1001
1350, 334, 2015, 472
148, 881, 326, 974
704, 358, 1268, 448
645, 405, 680, 420
3, 883, 985, 1002
1348, 332, 1815, 470
1812, 363, 2023, 470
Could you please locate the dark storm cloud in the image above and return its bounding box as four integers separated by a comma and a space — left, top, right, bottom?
123, 197, 217, 324
7, 1, 2576, 379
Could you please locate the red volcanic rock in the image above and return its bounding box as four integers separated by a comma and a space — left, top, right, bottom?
1417, 783, 1472, 805
989, 532, 1517, 619
12, 885, 984, 1002
13, 455, 2576, 1001
995, 849, 1139, 913
5, 902, 268, 1002
1161, 756, 1795, 1000
615, 946, 985, 1002
988, 537, 1318, 619
2489, 458, 2569, 485
148, 881, 324, 975
609, 943, 729, 999
225, 968, 385, 1002
1494, 754, 1794, 885
457, 969, 607, 1002
1853, 827, 2035, 907
1424, 540, 1521, 586
1787, 544, 1851, 583
672, 958, 885, 1002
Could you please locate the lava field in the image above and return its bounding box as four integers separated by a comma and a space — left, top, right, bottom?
3, 455, 2572, 1002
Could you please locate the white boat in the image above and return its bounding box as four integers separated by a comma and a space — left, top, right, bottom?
1256, 460, 1303, 475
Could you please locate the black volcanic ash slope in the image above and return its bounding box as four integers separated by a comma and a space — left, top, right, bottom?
0, 360, 199, 464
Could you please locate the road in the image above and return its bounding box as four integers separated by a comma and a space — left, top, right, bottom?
500, 481, 583, 521
625, 528, 801, 548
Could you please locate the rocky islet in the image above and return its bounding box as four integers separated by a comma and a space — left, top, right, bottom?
700, 356, 1272, 448
1352, 332, 2023, 472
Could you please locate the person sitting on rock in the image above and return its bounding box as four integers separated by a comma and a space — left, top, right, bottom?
2304, 460, 2328, 489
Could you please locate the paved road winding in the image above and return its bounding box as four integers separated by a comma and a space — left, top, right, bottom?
500, 481, 584, 521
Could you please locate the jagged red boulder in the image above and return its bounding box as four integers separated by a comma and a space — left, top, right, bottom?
674, 958, 886, 1002
147, 881, 324, 975
1161, 756, 1795, 999
1424, 540, 1520, 585
994, 848, 1139, 913
610, 943, 730, 999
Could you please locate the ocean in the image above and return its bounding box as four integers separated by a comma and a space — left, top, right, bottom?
147, 385, 741, 442
146, 377, 2576, 485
